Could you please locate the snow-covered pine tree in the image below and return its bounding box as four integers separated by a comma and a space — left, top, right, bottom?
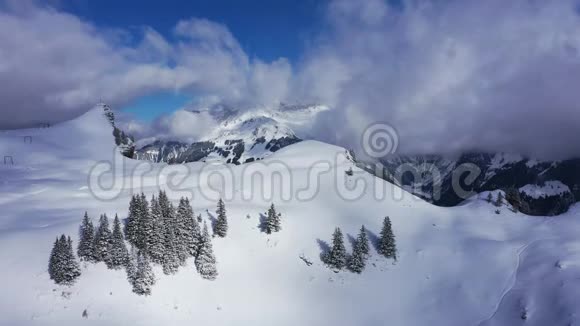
63, 236, 81, 283
124, 195, 139, 246
326, 227, 347, 270
194, 214, 204, 254
158, 190, 173, 227
214, 198, 228, 237
49, 235, 81, 285
486, 192, 493, 203
48, 237, 63, 283
77, 211, 96, 262
126, 245, 138, 284
265, 203, 282, 234
135, 193, 150, 250
181, 197, 201, 258
495, 192, 504, 207
132, 251, 155, 296
195, 222, 218, 280
147, 195, 165, 265
108, 214, 129, 269
162, 225, 180, 275
94, 214, 112, 263
174, 197, 192, 265
378, 217, 397, 260
357, 225, 370, 257
348, 238, 367, 274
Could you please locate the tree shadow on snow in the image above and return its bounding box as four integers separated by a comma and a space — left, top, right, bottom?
316, 238, 331, 263
257, 212, 268, 233
346, 233, 357, 249
206, 210, 217, 231
366, 229, 381, 253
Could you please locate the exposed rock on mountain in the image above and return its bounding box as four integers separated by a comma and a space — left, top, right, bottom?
133, 104, 327, 165
370, 153, 580, 216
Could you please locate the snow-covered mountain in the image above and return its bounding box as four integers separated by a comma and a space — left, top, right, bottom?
3, 104, 580, 325
134, 103, 329, 164
373, 152, 580, 216
128, 103, 579, 216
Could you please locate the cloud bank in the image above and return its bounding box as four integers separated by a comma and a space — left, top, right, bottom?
2, 0, 580, 159
301, 0, 580, 160
0, 1, 290, 129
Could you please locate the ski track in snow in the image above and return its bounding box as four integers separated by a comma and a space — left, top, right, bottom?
477, 238, 551, 326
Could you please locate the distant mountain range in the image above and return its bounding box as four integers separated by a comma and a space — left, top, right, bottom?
366, 153, 580, 216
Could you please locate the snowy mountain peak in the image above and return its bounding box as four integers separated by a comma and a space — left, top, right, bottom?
134, 103, 329, 165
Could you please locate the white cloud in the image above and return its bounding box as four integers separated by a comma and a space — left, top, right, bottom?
297, 0, 580, 159
158, 109, 217, 142
0, 4, 292, 130
3, 0, 580, 159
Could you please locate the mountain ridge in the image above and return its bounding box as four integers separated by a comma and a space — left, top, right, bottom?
133, 103, 329, 164
370, 152, 580, 216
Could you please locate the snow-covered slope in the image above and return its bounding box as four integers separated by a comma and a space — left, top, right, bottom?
1, 108, 580, 325
519, 181, 571, 199
134, 104, 329, 164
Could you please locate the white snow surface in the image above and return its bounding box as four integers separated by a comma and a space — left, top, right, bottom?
519, 181, 571, 199
1, 106, 580, 325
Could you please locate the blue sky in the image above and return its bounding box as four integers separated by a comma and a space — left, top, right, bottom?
58, 0, 326, 121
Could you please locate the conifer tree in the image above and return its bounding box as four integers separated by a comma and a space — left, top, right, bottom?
348, 240, 366, 274
108, 214, 129, 269
94, 214, 112, 263
194, 214, 204, 254
214, 198, 228, 237
495, 192, 504, 207
77, 212, 96, 262
175, 197, 192, 264
162, 226, 180, 275
486, 192, 493, 203
147, 195, 165, 264
49, 235, 81, 284
132, 251, 155, 296
48, 237, 60, 282
182, 198, 201, 257
126, 246, 138, 285
158, 191, 173, 227
135, 193, 150, 250
124, 195, 139, 245
326, 227, 347, 270
265, 203, 282, 234
195, 222, 218, 280
378, 217, 397, 260
64, 236, 81, 282
357, 225, 370, 257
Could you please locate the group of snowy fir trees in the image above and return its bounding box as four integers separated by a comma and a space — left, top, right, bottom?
322, 216, 397, 273
486, 192, 504, 207
48, 192, 225, 295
